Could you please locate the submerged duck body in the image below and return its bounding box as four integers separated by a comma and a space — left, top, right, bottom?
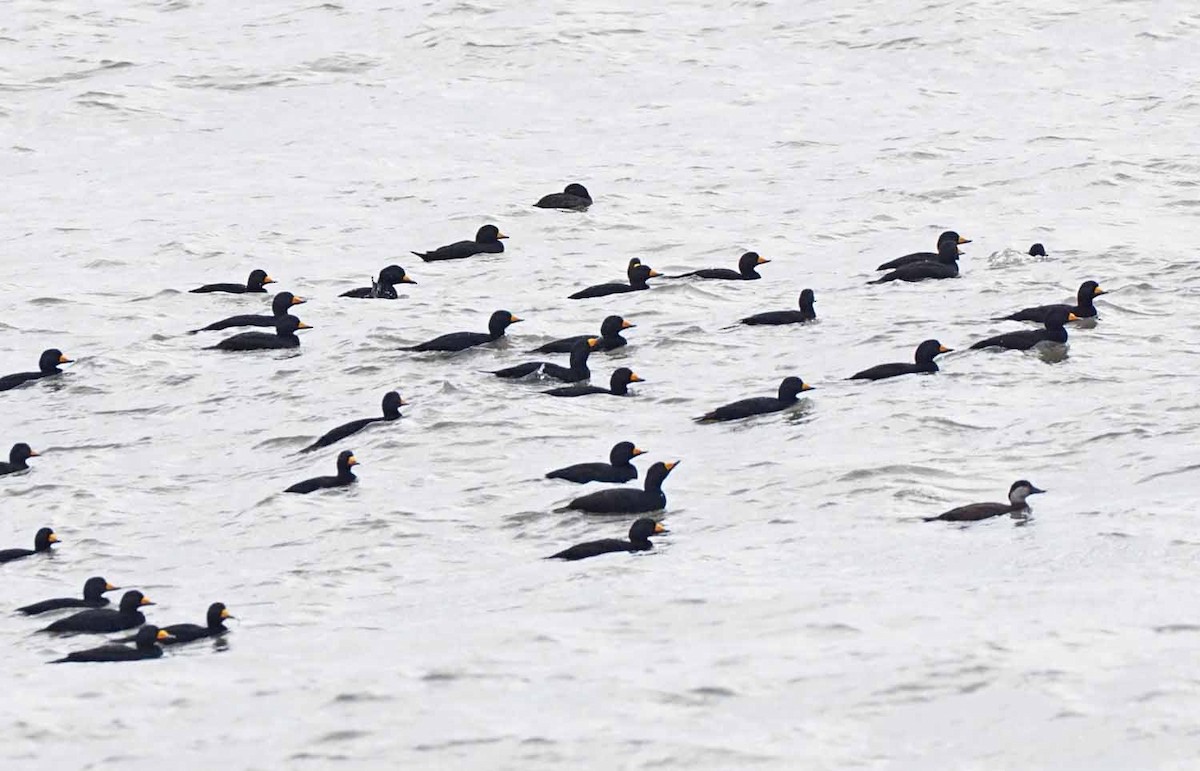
403, 310, 521, 352
340, 265, 416, 299
544, 367, 642, 397
565, 461, 678, 514
698, 376, 812, 423
849, 340, 951, 381
301, 391, 406, 453
546, 441, 645, 484
549, 518, 666, 561
0, 349, 72, 392
569, 261, 659, 300
534, 183, 592, 211
206, 315, 310, 351
876, 231, 971, 271
0, 443, 39, 475
413, 225, 507, 262
870, 241, 962, 284
43, 589, 152, 633
191, 291, 305, 333
925, 480, 1046, 522
999, 281, 1104, 323
532, 315, 634, 354
971, 308, 1076, 351
18, 576, 117, 615
52, 625, 171, 663
491, 338, 597, 382
189, 268, 275, 294
285, 450, 359, 494
0, 527, 59, 564
740, 289, 816, 326
674, 251, 770, 280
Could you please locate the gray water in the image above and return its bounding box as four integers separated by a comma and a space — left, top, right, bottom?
3, 1, 1199, 768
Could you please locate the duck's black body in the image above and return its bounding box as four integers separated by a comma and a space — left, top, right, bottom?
546, 441, 645, 484
413, 225, 507, 262
18, 577, 117, 615
674, 251, 770, 280
0, 443, 39, 475
403, 310, 521, 352
698, 377, 812, 423
849, 340, 951, 381
999, 281, 1104, 323
870, 241, 961, 284
0, 349, 72, 392
285, 450, 359, 494
340, 265, 416, 299
491, 338, 596, 382
301, 392, 405, 453
565, 461, 678, 515
569, 261, 659, 300
534, 183, 592, 211
875, 231, 970, 271
189, 268, 274, 294
43, 590, 152, 634
549, 518, 666, 561
740, 289, 816, 326
0, 527, 58, 564
52, 625, 171, 663
544, 367, 641, 397
532, 315, 634, 354
971, 308, 1075, 351
191, 291, 305, 333
207, 315, 310, 351
924, 480, 1046, 522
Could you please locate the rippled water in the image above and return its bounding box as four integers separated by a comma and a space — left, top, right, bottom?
3, 1, 1200, 767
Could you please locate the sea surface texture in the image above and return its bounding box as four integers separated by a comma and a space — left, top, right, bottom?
2, 1, 1198, 768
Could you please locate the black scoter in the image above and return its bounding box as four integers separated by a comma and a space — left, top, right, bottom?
531, 315, 634, 354
534, 183, 592, 211
18, 577, 118, 615
285, 450, 359, 494
849, 340, 951, 381
491, 338, 597, 382
569, 261, 659, 300
0, 527, 59, 564
876, 231, 971, 271
301, 391, 406, 453
43, 589, 152, 633
52, 625, 172, 663
340, 265, 416, 299
870, 240, 962, 284
403, 310, 521, 352
0, 349, 72, 392
998, 281, 1104, 323
413, 225, 507, 262
970, 308, 1076, 351
739, 289, 816, 326
117, 602, 232, 645
189, 268, 275, 294
546, 441, 645, 484
549, 518, 666, 561
0, 443, 39, 475
565, 460, 678, 514
924, 480, 1046, 522
1028, 243, 1048, 257
191, 291, 305, 333
673, 251, 770, 280
698, 376, 813, 423
206, 315, 310, 351
544, 367, 642, 397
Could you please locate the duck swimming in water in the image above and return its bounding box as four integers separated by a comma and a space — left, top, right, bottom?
697, 376, 813, 423
997, 281, 1104, 323
285, 450, 359, 494
0, 349, 72, 392
413, 225, 507, 262
970, 308, 1076, 351
189, 268, 275, 294
42, 589, 152, 633
0, 443, 39, 476
543, 367, 642, 397
0, 527, 58, 564
739, 289, 816, 326
116, 602, 232, 645
206, 315, 310, 351
548, 518, 666, 561
17, 577, 118, 615
671, 251, 770, 280
545, 441, 645, 484
190, 291, 304, 333
569, 260, 659, 300
534, 183, 592, 211
52, 625, 172, 663
870, 240, 962, 283
924, 480, 1046, 522
402, 310, 521, 352
565, 461, 678, 514
849, 340, 951, 381
491, 338, 597, 382
531, 315, 634, 354
876, 231, 971, 271
340, 265, 416, 299
301, 391, 406, 453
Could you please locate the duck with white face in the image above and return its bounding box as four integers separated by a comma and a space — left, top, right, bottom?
924, 480, 1047, 522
